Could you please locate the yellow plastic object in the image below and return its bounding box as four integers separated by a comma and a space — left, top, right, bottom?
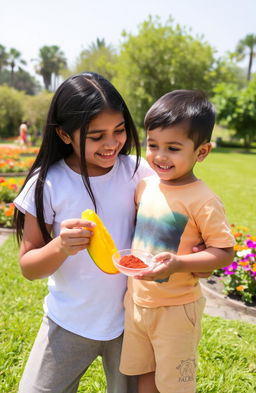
81, 209, 120, 274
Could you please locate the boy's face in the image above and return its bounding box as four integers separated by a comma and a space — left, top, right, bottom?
146, 124, 210, 185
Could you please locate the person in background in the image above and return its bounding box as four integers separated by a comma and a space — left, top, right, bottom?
19, 121, 28, 146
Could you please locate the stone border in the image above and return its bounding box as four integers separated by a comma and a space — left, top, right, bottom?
200, 279, 256, 318
0, 172, 28, 177
0, 227, 15, 234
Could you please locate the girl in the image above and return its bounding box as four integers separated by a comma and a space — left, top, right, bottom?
14, 72, 153, 393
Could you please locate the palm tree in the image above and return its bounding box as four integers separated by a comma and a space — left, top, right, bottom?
0, 44, 8, 72
88, 38, 108, 51
8, 48, 26, 86
36, 45, 67, 90
236, 34, 256, 81
74, 38, 116, 80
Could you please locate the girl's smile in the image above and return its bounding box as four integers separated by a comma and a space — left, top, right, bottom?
61, 111, 127, 176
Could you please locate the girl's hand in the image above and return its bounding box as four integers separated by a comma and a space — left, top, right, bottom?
135, 252, 178, 282
192, 271, 212, 278
59, 218, 95, 256
192, 242, 212, 278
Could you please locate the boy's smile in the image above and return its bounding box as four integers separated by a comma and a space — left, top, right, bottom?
146, 125, 210, 185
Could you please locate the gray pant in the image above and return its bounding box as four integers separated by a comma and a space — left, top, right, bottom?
18, 316, 137, 393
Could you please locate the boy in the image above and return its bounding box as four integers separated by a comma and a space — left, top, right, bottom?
120, 90, 235, 393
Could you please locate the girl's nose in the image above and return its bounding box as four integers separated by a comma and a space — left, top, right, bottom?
103, 136, 118, 148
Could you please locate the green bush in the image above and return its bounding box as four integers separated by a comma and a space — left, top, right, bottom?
0, 85, 24, 138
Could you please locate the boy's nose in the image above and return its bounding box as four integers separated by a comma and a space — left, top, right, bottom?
156, 150, 168, 160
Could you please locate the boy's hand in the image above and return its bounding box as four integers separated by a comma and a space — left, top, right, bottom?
135, 252, 178, 282
59, 219, 95, 256
192, 242, 212, 278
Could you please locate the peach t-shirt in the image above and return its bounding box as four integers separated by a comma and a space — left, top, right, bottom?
128, 176, 235, 307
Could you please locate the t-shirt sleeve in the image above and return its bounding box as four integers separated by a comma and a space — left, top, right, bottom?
137, 157, 155, 179
14, 175, 54, 225
196, 196, 236, 248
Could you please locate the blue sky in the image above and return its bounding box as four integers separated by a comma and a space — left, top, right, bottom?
1, 0, 255, 78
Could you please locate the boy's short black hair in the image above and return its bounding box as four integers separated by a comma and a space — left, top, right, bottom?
144, 90, 216, 149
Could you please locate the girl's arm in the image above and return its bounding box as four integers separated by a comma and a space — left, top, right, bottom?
19, 212, 94, 280
135, 247, 234, 282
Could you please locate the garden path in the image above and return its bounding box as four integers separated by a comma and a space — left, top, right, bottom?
0, 230, 255, 325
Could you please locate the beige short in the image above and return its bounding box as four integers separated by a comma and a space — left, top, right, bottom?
120, 295, 205, 393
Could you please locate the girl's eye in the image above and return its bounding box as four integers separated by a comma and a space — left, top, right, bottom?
88, 135, 103, 141
148, 144, 158, 149
115, 128, 126, 134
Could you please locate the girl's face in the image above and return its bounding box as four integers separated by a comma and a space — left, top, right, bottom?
67, 110, 127, 176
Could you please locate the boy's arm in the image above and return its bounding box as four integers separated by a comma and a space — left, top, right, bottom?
135, 247, 234, 282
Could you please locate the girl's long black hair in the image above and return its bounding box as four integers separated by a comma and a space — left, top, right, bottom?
14, 72, 141, 244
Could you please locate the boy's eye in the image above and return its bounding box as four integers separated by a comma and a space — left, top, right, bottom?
168, 147, 180, 151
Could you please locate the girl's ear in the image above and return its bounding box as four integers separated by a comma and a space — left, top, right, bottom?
196, 142, 212, 162
56, 128, 71, 144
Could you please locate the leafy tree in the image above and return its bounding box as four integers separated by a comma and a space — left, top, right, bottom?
72, 38, 116, 81
36, 45, 67, 90
213, 78, 256, 147
8, 48, 26, 86
0, 44, 8, 71
113, 16, 241, 128
0, 85, 24, 138
0, 69, 39, 95
22, 91, 53, 137
235, 34, 256, 81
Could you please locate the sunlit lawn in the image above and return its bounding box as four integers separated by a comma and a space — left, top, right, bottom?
194, 148, 256, 233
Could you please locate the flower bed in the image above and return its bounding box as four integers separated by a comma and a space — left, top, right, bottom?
214, 225, 256, 304
0, 177, 24, 228
0, 147, 38, 174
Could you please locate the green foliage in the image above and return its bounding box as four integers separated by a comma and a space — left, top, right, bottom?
113, 16, 244, 128
213, 78, 256, 147
22, 91, 53, 135
0, 237, 255, 393
0, 85, 24, 137
0, 44, 9, 71
0, 68, 39, 95
72, 39, 117, 81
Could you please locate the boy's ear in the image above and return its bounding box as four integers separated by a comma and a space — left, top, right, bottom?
56, 128, 71, 144
196, 142, 212, 162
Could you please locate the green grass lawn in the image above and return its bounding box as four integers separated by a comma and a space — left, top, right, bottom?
1, 236, 256, 393
194, 148, 256, 233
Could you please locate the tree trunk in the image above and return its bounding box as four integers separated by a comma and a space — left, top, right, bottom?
247, 49, 253, 81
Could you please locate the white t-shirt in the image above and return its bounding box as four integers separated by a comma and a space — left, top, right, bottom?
15, 155, 153, 340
